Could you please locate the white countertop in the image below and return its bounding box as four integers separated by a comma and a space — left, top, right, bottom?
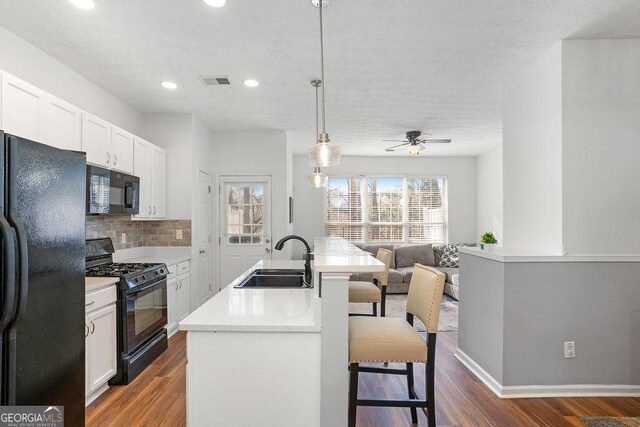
313, 237, 384, 273
114, 246, 192, 266
85, 277, 118, 293
460, 246, 640, 263
179, 260, 321, 333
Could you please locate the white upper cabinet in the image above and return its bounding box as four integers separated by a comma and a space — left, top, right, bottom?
45, 95, 82, 151
151, 146, 167, 218
110, 127, 135, 174
0, 72, 46, 142
134, 137, 166, 219
134, 137, 153, 218
82, 113, 111, 168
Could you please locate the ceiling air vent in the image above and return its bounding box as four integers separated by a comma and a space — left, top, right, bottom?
198, 75, 231, 86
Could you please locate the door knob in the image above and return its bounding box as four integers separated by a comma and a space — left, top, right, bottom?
265, 248, 271, 253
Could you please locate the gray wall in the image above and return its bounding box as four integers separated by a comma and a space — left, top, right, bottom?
458, 254, 505, 382
459, 253, 640, 387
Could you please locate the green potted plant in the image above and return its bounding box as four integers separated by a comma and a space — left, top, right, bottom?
480, 232, 498, 251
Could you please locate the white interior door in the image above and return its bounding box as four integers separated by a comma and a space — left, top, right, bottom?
219, 176, 272, 289
198, 169, 213, 302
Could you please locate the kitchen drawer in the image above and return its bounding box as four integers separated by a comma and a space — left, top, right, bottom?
168, 264, 178, 277
86, 285, 117, 313
177, 261, 190, 275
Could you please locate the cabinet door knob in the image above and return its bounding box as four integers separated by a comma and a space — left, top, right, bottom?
153, 206, 157, 215
106, 152, 110, 164
199, 250, 205, 254
265, 248, 271, 253
149, 206, 152, 215
113, 154, 118, 165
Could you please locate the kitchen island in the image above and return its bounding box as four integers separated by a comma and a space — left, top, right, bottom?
179, 238, 384, 427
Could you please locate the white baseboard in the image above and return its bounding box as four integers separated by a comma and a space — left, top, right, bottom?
454, 348, 640, 398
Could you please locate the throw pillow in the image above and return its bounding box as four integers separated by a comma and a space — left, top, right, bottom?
395, 244, 435, 268
439, 244, 460, 268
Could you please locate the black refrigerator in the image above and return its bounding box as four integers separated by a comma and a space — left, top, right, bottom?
0, 131, 86, 425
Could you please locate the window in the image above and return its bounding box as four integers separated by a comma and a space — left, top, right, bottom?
226, 183, 265, 244
324, 176, 447, 244
325, 177, 364, 241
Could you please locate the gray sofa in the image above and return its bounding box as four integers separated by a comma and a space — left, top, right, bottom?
349, 243, 472, 300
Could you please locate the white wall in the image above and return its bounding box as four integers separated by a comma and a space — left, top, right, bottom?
561, 39, 640, 255
0, 25, 142, 134
503, 43, 564, 255
291, 154, 477, 258
211, 130, 292, 265
476, 146, 503, 245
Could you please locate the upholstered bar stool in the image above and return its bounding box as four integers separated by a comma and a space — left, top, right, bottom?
348, 264, 445, 426
348, 248, 393, 317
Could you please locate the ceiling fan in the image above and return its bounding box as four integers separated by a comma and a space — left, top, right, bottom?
383, 131, 451, 154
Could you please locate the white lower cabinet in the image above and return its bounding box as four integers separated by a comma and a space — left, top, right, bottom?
177, 273, 191, 322
85, 285, 117, 405
166, 261, 191, 336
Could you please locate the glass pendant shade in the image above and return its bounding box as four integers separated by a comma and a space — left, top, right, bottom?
308, 135, 341, 167
307, 167, 328, 188
408, 144, 421, 155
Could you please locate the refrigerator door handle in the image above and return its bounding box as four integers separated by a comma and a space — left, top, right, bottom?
0, 215, 17, 335
8, 215, 28, 325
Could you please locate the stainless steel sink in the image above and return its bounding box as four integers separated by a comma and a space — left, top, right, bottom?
234, 269, 311, 289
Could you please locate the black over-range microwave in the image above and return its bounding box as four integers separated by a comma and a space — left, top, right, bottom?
86, 165, 140, 215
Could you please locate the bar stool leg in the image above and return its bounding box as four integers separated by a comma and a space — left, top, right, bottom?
407, 362, 418, 423
349, 363, 359, 427
380, 286, 387, 317
372, 302, 378, 317
426, 360, 436, 426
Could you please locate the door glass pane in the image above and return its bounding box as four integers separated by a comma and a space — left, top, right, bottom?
227, 183, 265, 245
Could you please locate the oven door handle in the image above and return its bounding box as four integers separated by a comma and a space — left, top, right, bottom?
126, 278, 167, 295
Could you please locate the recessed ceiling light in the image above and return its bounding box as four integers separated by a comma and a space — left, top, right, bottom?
244, 79, 259, 87
161, 81, 178, 90
68, 0, 95, 10
204, 0, 226, 7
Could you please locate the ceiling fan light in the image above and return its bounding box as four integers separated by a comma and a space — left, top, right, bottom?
408, 144, 421, 155
307, 167, 328, 188
309, 141, 341, 167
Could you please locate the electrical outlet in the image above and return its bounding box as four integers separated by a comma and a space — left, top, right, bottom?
176, 229, 183, 240
564, 341, 576, 359
121, 233, 126, 243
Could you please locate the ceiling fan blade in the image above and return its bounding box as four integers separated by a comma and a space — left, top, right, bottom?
385, 142, 410, 151
422, 139, 452, 144
382, 139, 408, 142
419, 143, 426, 150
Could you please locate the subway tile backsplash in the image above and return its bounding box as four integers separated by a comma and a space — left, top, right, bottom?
86, 216, 191, 250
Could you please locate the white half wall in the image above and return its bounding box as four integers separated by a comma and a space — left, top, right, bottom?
561, 39, 640, 255
0, 25, 142, 134
291, 154, 477, 258
476, 146, 503, 245
503, 43, 564, 255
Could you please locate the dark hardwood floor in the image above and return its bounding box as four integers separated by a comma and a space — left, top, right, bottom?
86, 331, 640, 426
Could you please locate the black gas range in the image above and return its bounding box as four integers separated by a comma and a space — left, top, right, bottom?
85, 238, 168, 385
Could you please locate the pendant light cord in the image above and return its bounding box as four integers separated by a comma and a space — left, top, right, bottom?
319, 0, 326, 133
315, 83, 319, 137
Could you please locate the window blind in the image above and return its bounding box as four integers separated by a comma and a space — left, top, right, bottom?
325, 177, 364, 241
324, 176, 448, 245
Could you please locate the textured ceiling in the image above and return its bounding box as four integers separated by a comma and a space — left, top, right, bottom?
0, 0, 639, 156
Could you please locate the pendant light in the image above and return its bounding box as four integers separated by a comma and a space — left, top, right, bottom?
308, 0, 341, 168
307, 80, 328, 188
